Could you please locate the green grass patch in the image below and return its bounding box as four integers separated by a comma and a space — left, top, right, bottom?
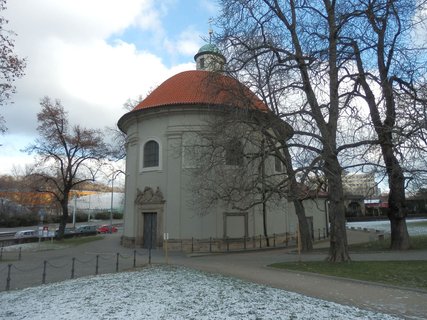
407, 220, 427, 228
270, 260, 427, 290
54, 235, 104, 246
410, 235, 427, 249
348, 235, 427, 252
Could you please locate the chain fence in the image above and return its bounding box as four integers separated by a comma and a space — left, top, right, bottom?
168, 228, 328, 253
0, 247, 22, 261
0, 249, 149, 292
0, 228, 329, 292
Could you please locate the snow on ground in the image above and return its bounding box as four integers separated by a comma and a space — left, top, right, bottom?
347, 218, 427, 236
0, 265, 400, 320
2, 241, 71, 252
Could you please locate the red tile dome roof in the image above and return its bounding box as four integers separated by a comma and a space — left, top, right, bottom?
131, 70, 268, 112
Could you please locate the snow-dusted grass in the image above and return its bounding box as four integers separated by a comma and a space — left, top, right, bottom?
0, 265, 400, 320
2, 235, 102, 252
347, 218, 427, 235
2, 241, 71, 252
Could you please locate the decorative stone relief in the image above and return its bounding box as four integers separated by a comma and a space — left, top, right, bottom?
135, 187, 165, 205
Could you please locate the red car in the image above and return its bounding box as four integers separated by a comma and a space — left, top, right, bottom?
96, 225, 118, 233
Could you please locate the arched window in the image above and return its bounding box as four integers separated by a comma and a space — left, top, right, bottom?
143, 140, 159, 168
225, 140, 244, 166
275, 156, 283, 173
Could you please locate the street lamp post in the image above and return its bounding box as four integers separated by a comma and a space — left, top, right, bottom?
38, 208, 46, 249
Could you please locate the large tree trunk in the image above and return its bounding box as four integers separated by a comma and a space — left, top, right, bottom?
389, 215, 410, 249
293, 199, 313, 252
262, 199, 270, 247
281, 145, 313, 252
57, 194, 70, 240
357, 1, 411, 250
382, 143, 411, 250
325, 159, 350, 262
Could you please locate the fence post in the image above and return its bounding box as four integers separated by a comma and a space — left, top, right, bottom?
323, 228, 326, 239
42, 260, 47, 284
318, 229, 321, 240
273, 233, 276, 247
71, 258, 75, 279
191, 237, 194, 253
209, 237, 212, 253
133, 250, 136, 268
95, 255, 99, 275
18, 247, 22, 260
116, 253, 119, 272
6, 264, 11, 291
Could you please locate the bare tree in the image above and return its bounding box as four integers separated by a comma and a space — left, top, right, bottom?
24, 97, 108, 238
401, 84, 427, 192
236, 51, 321, 252
216, 0, 361, 261
106, 95, 145, 160
0, 0, 26, 133
348, 0, 427, 249
216, 0, 427, 257
189, 107, 294, 247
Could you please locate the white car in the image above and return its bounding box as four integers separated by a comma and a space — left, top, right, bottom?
14, 230, 37, 238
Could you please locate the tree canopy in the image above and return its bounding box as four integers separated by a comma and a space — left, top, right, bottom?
0, 0, 26, 133
25, 97, 108, 238
215, 0, 427, 258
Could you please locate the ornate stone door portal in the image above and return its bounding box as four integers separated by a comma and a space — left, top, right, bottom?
135, 187, 165, 248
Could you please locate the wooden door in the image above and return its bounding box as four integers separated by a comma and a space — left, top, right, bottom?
143, 212, 157, 249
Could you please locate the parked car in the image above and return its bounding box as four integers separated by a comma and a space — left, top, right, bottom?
14, 230, 37, 238
55, 227, 76, 237
74, 225, 97, 234
96, 224, 118, 234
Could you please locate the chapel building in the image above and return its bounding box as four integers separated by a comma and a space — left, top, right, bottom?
118, 44, 328, 251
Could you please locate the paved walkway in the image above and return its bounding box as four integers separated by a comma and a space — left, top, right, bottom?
1, 230, 426, 319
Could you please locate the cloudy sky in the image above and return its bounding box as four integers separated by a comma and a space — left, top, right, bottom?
0, 0, 218, 174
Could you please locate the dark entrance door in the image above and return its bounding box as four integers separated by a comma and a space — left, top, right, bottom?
143, 212, 157, 249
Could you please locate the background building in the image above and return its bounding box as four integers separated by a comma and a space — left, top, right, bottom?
342, 172, 379, 197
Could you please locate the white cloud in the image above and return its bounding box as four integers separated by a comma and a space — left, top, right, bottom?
199, 0, 219, 15
8, 0, 147, 43
0, 0, 198, 175
162, 26, 205, 64
3, 0, 172, 132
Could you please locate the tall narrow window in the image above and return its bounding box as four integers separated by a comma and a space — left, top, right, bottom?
275, 156, 283, 172
199, 57, 205, 69
225, 140, 244, 166
143, 140, 159, 168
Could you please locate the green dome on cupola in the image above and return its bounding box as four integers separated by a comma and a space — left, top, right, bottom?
194, 43, 226, 72
197, 43, 222, 55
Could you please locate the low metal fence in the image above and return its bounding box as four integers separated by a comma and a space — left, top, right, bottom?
0, 228, 329, 291
0, 247, 22, 261
166, 228, 328, 253
0, 250, 149, 292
